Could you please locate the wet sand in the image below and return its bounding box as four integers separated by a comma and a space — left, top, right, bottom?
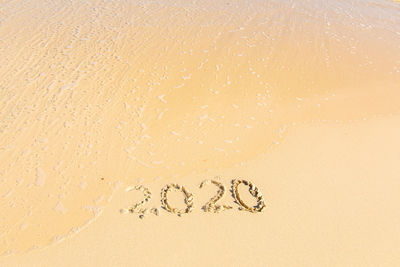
2, 115, 400, 266
0, 0, 399, 264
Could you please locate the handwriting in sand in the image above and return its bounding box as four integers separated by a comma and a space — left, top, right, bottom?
120, 179, 266, 218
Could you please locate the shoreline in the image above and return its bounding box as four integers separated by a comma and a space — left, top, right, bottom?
2, 113, 399, 266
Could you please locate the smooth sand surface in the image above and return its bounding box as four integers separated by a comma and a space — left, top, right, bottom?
0, 0, 400, 265
2, 115, 400, 266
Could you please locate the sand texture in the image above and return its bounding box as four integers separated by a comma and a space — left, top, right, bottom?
0, 0, 399, 264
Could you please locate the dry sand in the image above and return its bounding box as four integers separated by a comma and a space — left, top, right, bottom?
2, 115, 400, 266
0, 0, 399, 265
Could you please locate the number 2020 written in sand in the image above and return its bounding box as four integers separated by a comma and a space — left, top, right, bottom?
120, 179, 266, 218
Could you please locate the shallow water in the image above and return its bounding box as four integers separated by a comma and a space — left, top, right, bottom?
0, 0, 399, 255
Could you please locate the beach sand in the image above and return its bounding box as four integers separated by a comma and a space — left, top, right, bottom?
0, 0, 399, 265
2, 115, 400, 266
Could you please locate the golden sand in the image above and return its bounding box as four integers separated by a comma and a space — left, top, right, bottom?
2, 115, 400, 266
0, 0, 399, 259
